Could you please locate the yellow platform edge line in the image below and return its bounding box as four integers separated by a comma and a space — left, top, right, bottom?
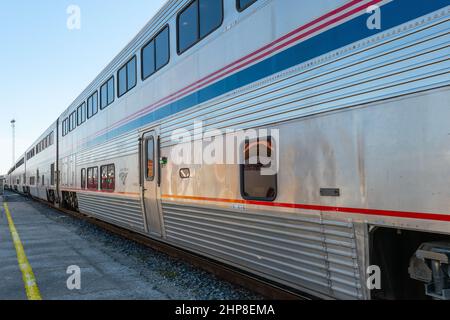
3, 203, 42, 301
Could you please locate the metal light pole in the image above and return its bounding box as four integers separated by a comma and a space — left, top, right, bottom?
11, 119, 16, 166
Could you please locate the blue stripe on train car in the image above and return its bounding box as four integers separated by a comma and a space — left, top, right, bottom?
84, 0, 449, 149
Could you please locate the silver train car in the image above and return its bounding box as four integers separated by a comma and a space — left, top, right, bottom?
6, 0, 450, 300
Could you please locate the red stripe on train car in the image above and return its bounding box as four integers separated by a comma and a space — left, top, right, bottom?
161, 194, 450, 222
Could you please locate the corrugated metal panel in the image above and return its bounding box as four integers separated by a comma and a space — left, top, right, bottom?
160, 8, 450, 146
162, 202, 362, 299
76, 132, 138, 166
78, 193, 145, 232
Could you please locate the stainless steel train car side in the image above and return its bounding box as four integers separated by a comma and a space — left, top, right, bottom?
24, 122, 58, 202
7, 0, 450, 299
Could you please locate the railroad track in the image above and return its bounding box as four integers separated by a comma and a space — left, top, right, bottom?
27, 195, 311, 300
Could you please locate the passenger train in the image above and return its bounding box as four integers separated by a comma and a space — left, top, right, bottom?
5, 0, 450, 299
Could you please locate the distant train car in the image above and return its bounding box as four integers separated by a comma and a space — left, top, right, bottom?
7, 0, 450, 299
24, 122, 58, 203
0, 175, 4, 195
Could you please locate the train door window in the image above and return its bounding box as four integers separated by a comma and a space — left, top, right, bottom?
87, 91, 98, 119
100, 76, 115, 110
51, 163, 55, 186
77, 102, 86, 125
118, 56, 137, 97
240, 137, 277, 201
100, 164, 115, 191
81, 168, 86, 189
237, 0, 258, 11
142, 26, 170, 81
36, 170, 40, 185
145, 137, 155, 180
87, 167, 98, 190
42, 175, 45, 186
177, 0, 223, 54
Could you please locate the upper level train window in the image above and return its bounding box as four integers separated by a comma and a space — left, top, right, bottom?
118, 56, 137, 97
177, 0, 223, 54
77, 102, 86, 126
240, 137, 277, 201
49, 132, 54, 146
62, 118, 68, 136
87, 91, 98, 119
237, 0, 258, 11
142, 26, 170, 81
100, 76, 115, 110
64, 118, 69, 136
100, 164, 115, 191
69, 111, 77, 132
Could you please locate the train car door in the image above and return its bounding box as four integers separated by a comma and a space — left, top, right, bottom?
141, 130, 163, 237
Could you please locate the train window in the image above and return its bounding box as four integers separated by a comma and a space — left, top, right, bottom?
199, 0, 223, 38
100, 76, 115, 110
72, 112, 76, 131
178, 1, 198, 53
142, 41, 155, 80
87, 91, 98, 119
62, 119, 66, 136
240, 137, 277, 201
142, 26, 170, 81
107, 76, 114, 105
155, 27, 170, 71
145, 137, 155, 180
49, 132, 54, 146
77, 102, 86, 126
87, 167, 98, 190
177, 0, 223, 54
81, 168, 86, 189
127, 57, 137, 90
118, 65, 127, 97
118, 56, 137, 97
68, 115, 72, 132
100, 164, 115, 191
237, 0, 257, 11
69, 111, 77, 132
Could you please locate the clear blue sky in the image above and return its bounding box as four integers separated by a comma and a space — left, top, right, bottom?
0, 0, 166, 174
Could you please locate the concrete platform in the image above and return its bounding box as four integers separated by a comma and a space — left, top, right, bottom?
0, 192, 168, 300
